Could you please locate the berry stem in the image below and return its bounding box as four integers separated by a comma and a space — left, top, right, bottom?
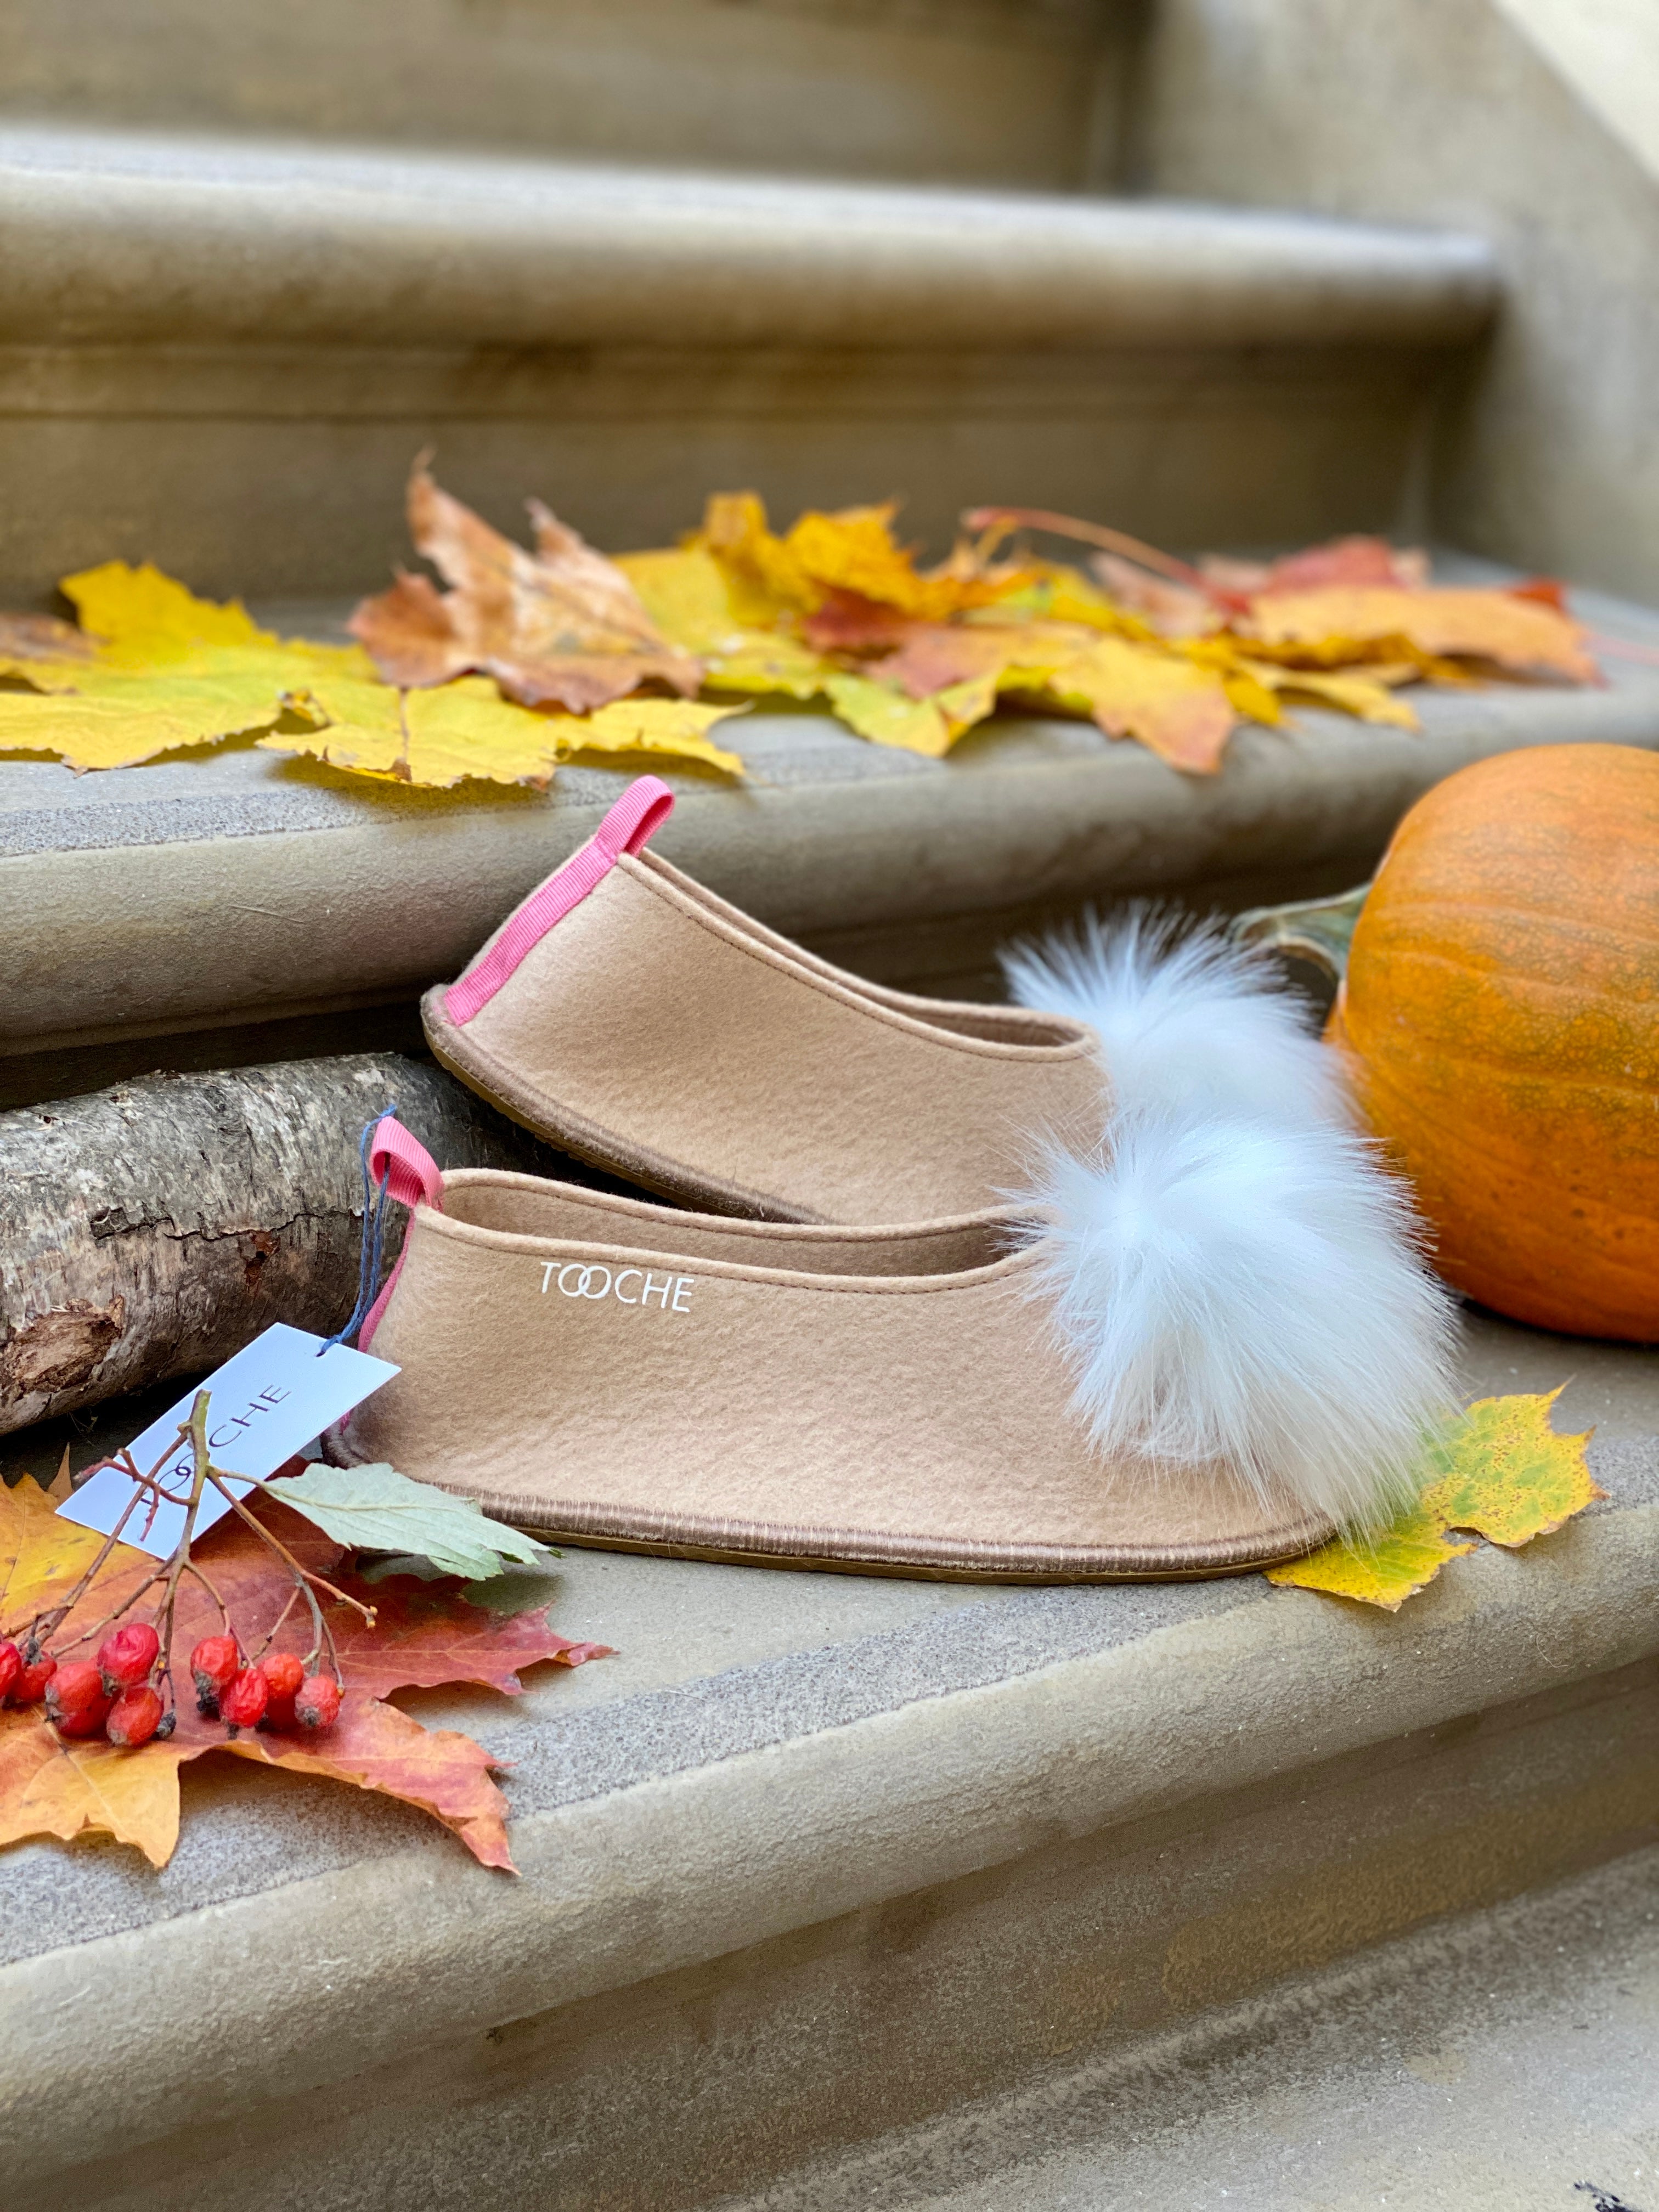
202, 1473, 370, 1685
50, 1567, 168, 1658
248, 1584, 302, 1661
149, 1393, 217, 1718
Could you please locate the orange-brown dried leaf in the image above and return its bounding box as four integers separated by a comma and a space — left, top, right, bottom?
1203, 537, 1430, 597
0, 1478, 606, 1870
224, 1694, 520, 1870
1246, 586, 1596, 682
868, 619, 1242, 770
352, 462, 702, 713
0, 612, 97, 681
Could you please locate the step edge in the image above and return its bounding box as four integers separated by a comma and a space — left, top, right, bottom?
5, 690, 1659, 1054
0, 125, 1500, 352
2, 1494, 1655, 2180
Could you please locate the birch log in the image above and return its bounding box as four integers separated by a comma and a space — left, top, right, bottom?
0, 1054, 584, 1435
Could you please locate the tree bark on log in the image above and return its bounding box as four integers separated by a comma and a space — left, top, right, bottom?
0, 1054, 589, 1436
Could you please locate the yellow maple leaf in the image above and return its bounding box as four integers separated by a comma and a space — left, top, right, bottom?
1238, 657, 1420, 729
1417, 1388, 1603, 1545
267, 675, 743, 788
617, 544, 840, 701
1267, 1390, 1604, 1610
0, 1728, 188, 1866
696, 492, 822, 627
785, 504, 1003, 621
0, 1476, 114, 1622
0, 562, 338, 769
67, 561, 275, 662
985, 561, 1153, 639
0, 562, 743, 786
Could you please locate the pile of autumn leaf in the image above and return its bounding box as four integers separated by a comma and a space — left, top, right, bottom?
0, 1453, 606, 1870
0, 468, 1598, 788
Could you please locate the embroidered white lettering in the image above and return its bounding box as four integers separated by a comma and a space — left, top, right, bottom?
538, 1261, 695, 1311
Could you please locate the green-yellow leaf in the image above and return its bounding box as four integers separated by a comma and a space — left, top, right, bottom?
1266, 1505, 1476, 1612
264, 1462, 551, 1581
824, 672, 997, 757
1267, 1390, 1603, 1610
1417, 1387, 1603, 1545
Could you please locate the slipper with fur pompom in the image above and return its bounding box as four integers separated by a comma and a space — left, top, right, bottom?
331, 1111, 1455, 1576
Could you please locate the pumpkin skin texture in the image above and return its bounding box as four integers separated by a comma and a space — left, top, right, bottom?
1328, 742, 1659, 1341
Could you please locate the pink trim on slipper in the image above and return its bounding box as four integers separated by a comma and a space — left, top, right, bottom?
445, 777, 676, 1026
359, 1116, 444, 1352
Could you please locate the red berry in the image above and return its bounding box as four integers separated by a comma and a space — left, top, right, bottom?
45, 1658, 112, 1737
295, 1672, 341, 1733
0, 1641, 20, 1702
190, 1634, 240, 1716
97, 1621, 160, 1695
220, 1667, 268, 1731
257, 1650, 305, 1730
13, 1651, 57, 1706
105, 1685, 165, 1747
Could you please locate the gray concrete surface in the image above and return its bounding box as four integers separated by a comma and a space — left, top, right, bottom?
1, 1305, 1655, 2206
1138, 0, 1659, 605
0, 128, 1492, 354
719, 1842, 1659, 2211
7, 566, 1658, 1098
0, 119, 1491, 601
1, 1306, 1650, 1974
0, 0, 1132, 191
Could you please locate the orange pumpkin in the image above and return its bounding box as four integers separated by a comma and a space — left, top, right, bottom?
1326, 742, 1659, 1340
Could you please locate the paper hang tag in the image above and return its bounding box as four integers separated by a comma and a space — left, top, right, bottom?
57, 1324, 399, 1560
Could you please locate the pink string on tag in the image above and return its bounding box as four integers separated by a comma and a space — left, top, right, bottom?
358, 1116, 444, 1352
445, 777, 675, 1026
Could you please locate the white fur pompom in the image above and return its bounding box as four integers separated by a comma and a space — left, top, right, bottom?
1021, 1112, 1455, 1531
1002, 908, 1350, 1130
1003, 911, 1456, 1531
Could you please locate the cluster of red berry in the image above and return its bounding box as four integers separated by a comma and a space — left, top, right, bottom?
0, 1623, 341, 1747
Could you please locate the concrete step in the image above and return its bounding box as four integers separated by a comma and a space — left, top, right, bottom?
2, 0, 1135, 193
3, 1307, 1656, 2210
718, 1846, 1659, 2211
0, 125, 1494, 603
3, 561, 1656, 1110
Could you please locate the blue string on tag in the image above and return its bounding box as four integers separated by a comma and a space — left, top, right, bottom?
319, 1102, 398, 1354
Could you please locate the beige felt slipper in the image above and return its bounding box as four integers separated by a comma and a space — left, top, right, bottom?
422, 776, 1106, 1225
330, 1113, 1455, 1579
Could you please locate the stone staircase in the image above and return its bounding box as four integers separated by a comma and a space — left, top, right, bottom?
4, 12, 1659, 2208
0, 0, 1496, 603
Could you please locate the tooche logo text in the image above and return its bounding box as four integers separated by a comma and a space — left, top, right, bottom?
540, 1263, 694, 1312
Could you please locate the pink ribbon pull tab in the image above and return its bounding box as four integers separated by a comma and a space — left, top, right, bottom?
369, 1115, 444, 1216
597, 775, 676, 859
358, 1115, 445, 1351
445, 775, 676, 1026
